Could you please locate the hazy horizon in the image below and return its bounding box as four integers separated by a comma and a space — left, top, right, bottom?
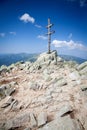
0, 52, 87, 60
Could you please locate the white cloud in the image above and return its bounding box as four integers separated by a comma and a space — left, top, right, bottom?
52, 39, 87, 51
35, 24, 42, 28
0, 33, 5, 37
68, 33, 72, 39
9, 32, 16, 35
37, 35, 47, 40
19, 13, 35, 23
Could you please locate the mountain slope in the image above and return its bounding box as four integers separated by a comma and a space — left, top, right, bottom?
0, 51, 87, 130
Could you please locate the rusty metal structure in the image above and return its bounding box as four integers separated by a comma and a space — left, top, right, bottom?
46, 18, 55, 54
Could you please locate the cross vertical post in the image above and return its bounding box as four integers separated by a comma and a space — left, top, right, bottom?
46, 18, 55, 54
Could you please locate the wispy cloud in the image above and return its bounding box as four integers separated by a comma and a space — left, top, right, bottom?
80, 0, 87, 7
0, 33, 5, 37
35, 24, 42, 28
19, 13, 35, 23
52, 39, 87, 51
9, 32, 16, 35
68, 33, 72, 39
37, 35, 47, 40
67, 0, 87, 7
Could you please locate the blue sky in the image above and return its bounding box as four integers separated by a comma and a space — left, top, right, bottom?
0, 0, 87, 59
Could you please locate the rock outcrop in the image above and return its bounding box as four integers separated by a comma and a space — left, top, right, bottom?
0, 51, 87, 130
36, 50, 57, 65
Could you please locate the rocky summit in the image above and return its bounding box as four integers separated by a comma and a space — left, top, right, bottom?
0, 51, 87, 130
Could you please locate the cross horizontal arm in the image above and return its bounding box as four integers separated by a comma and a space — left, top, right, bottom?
46, 30, 55, 35
46, 24, 54, 28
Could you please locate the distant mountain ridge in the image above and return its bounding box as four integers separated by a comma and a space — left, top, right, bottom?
0, 53, 86, 66
0, 53, 39, 66
59, 55, 87, 64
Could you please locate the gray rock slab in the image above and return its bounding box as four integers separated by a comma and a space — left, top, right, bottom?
0, 84, 9, 99
5, 87, 15, 96
79, 66, 87, 75
0, 83, 16, 100
38, 115, 83, 130
55, 104, 73, 117
44, 74, 52, 82
28, 82, 40, 90
5, 112, 30, 129
84, 118, 87, 130
55, 78, 67, 87
69, 71, 80, 81
24, 127, 31, 130
30, 113, 37, 128
11, 99, 19, 110
81, 86, 87, 91
37, 112, 47, 127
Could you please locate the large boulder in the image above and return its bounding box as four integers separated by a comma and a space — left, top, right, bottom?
77, 61, 87, 71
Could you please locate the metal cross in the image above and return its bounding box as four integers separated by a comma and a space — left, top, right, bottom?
46, 18, 55, 54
